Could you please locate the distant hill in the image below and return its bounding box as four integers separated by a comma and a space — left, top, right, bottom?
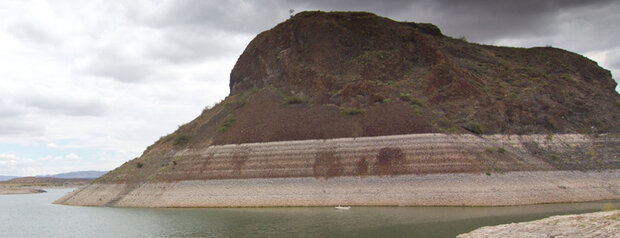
3, 177, 92, 186
0, 176, 18, 182
36, 170, 108, 179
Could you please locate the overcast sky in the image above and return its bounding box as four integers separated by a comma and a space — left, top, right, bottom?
1, 0, 619, 176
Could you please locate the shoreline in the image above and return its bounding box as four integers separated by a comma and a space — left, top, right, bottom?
458, 210, 620, 237
0, 185, 47, 195
55, 170, 620, 207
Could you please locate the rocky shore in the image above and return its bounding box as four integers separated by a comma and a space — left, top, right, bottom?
55, 170, 620, 207
458, 210, 620, 237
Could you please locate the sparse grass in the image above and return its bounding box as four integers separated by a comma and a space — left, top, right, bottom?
340, 107, 365, 115
550, 154, 559, 160
217, 118, 236, 133
602, 203, 618, 212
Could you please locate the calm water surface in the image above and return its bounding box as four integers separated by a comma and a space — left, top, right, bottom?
1, 188, 618, 237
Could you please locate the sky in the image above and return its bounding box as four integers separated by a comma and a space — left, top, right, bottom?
1, 0, 619, 176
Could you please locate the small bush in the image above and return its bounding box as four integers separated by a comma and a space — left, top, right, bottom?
485, 171, 491, 176
284, 95, 308, 104
464, 123, 484, 135
217, 118, 236, 133
340, 107, 365, 115
545, 134, 553, 141
136, 162, 143, 168
172, 161, 177, 166
497, 147, 506, 154
550, 154, 559, 160
173, 135, 191, 146
399, 92, 413, 102
486, 147, 494, 153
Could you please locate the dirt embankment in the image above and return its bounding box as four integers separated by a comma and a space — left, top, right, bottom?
458, 210, 620, 238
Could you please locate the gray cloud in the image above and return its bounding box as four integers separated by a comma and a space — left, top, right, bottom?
146, 27, 249, 63
7, 21, 59, 45
23, 96, 107, 117
0, 101, 25, 118
129, 0, 287, 34
0, 120, 44, 136
81, 49, 157, 83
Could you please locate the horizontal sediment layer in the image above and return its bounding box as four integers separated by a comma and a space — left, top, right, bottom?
55, 170, 620, 207
105, 133, 619, 183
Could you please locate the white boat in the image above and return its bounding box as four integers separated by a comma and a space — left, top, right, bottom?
334, 205, 351, 210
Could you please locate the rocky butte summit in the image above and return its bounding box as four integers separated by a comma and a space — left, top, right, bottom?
56, 11, 620, 207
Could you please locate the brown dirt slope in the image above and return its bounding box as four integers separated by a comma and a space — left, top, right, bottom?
95, 11, 620, 184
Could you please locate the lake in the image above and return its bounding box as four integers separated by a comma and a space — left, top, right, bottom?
1, 188, 618, 237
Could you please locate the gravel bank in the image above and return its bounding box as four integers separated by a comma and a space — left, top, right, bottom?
55, 170, 620, 207
458, 210, 620, 237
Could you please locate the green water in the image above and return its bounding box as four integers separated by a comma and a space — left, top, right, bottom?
1, 188, 618, 237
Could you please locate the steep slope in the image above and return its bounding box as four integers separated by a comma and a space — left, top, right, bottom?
164, 11, 618, 149
57, 11, 620, 207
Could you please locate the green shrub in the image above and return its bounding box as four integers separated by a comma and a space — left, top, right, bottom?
284, 95, 308, 104
485, 171, 491, 176
340, 107, 365, 115
172, 161, 177, 166
136, 162, 143, 168
464, 123, 484, 135
486, 147, 494, 153
447, 127, 458, 133
410, 98, 424, 107
399, 92, 413, 102
217, 118, 236, 133
497, 147, 506, 154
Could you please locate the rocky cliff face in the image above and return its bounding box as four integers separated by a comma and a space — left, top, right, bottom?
141, 11, 620, 152
76, 11, 620, 191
